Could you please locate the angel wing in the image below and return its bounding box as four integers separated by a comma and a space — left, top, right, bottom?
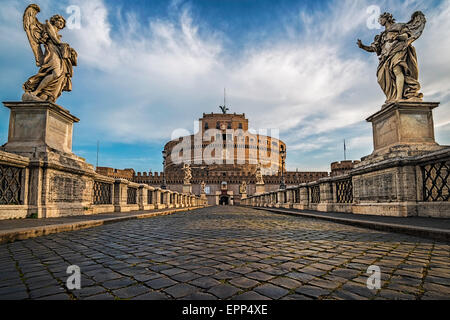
406, 11, 427, 45
23, 4, 45, 66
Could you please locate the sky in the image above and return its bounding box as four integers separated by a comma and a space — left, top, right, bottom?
0, 0, 449, 173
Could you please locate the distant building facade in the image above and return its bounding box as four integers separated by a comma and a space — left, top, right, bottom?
97, 112, 329, 205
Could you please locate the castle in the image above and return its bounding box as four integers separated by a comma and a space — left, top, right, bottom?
97, 111, 331, 205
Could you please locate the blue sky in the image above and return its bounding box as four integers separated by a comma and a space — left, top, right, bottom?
1, 0, 449, 173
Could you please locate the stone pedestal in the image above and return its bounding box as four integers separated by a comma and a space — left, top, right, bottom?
255, 183, 265, 195
183, 184, 192, 195
3, 101, 80, 157
362, 101, 443, 164
2, 101, 96, 218
200, 193, 207, 206
352, 101, 449, 217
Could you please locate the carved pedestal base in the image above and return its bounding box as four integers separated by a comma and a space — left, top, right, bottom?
183, 184, 192, 195
360, 101, 444, 165
351, 101, 450, 217
2, 101, 96, 218
255, 183, 265, 195
3, 101, 80, 158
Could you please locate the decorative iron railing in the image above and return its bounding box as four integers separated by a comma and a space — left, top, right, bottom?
311, 185, 320, 204
0, 164, 22, 205
422, 160, 449, 202
93, 181, 112, 205
147, 190, 153, 205
336, 178, 353, 204
127, 187, 137, 204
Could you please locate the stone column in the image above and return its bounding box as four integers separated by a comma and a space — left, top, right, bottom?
299, 185, 309, 210
276, 191, 283, 208
174, 193, 179, 208
255, 183, 265, 195
114, 179, 129, 212
138, 184, 147, 211
163, 191, 170, 208
318, 180, 333, 212
154, 188, 163, 209
283, 190, 292, 209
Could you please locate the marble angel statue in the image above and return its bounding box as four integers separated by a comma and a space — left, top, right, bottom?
357, 11, 426, 103
183, 163, 192, 185
255, 163, 264, 185
22, 4, 77, 103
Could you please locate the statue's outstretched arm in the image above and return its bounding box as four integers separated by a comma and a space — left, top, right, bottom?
357, 39, 375, 53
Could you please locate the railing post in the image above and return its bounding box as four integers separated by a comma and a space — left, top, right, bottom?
162, 190, 169, 208
318, 179, 333, 212
138, 184, 146, 211
276, 190, 283, 208
154, 188, 162, 209
146, 186, 155, 210
181, 194, 185, 207
114, 179, 129, 212
300, 185, 309, 209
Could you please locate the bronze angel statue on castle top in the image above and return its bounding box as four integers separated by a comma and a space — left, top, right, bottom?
22, 4, 77, 103
357, 11, 426, 104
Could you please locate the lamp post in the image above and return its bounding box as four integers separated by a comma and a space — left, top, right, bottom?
161, 150, 167, 190
279, 146, 286, 190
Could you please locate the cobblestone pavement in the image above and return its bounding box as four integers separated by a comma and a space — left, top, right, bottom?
1, 207, 449, 300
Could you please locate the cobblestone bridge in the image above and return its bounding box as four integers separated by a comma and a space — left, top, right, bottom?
1, 207, 449, 300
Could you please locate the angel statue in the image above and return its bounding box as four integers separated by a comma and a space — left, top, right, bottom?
200, 181, 206, 194
22, 4, 77, 103
255, 163, 264, 185
357, 11, 426, 104
182, 163, 192, 185
239, 181, 247, 194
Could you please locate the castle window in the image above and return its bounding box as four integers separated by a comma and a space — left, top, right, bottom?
216, 122, 220, 129
227, 122, 232, 129
204, 122, 209, 130
239, 123, 243, 129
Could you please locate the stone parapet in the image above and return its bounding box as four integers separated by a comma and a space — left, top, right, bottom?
243, 148, 450, 218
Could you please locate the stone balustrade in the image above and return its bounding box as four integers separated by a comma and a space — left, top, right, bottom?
243, 148, 450, 218
0, 150, 30, 219
0, 150, 204, 220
